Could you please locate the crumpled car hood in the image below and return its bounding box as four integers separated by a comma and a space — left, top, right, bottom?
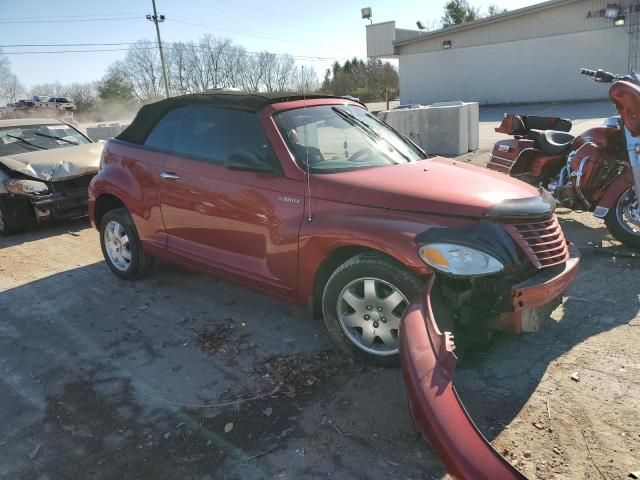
0, 142, 103, 181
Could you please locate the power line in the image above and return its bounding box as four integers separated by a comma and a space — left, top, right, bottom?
0, 43, 340, 60
0, 44, 344, 62
180, 0, 312, 23
168, 17, 326, 47
1, 48, 134, 54
0, 13, 146, 21
0, 16, 141, 24
0, 42, 141, 48
0, 12, 326, 49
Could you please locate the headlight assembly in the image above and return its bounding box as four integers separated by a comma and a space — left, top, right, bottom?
4, 179, 49, 195
418, 242, 504, 276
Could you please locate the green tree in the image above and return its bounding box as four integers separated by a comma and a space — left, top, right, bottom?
320, 57, 398, 103
487, 4, 507, 16
442, 0, 479, 26
98, 65, 135, 102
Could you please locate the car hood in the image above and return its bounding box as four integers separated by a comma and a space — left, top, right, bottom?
312, 157, 540, 217
0, 142, 103, 181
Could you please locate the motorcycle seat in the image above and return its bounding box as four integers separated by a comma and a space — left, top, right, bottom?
528, 129, 574, 155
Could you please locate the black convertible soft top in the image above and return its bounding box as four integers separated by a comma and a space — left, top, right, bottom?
117, 91, 350, 145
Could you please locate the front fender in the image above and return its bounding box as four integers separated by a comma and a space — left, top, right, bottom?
296, 202, 472, 302
593, 168, 633, 216
400, 275, 527, 479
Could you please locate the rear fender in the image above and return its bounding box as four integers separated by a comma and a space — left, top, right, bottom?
593, 168, 633, 217
89, 161, 166, 249
400, 275, 527, 479
90, 164, 143, 218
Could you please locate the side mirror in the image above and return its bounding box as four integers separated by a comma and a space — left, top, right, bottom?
225, 151, 278, 174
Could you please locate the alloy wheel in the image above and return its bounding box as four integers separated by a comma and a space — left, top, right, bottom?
336, 277, 408, 356
616, 187, 640, 235
104, 220, 132, 271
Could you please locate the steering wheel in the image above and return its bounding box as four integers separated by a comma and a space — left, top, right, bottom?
347, 147, 374, 162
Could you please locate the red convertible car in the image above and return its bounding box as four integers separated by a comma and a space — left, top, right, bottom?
88, 93, 579, 478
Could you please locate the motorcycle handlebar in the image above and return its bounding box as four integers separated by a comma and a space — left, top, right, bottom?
580, 68, 616, 83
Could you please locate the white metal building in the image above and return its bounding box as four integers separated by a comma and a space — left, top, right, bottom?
366, 0, 638, 105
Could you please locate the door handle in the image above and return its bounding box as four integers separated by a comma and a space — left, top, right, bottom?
160, 172, 180, 180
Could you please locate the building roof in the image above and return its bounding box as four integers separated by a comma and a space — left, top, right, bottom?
117, 92, 348, 145
393, 0, 581, 47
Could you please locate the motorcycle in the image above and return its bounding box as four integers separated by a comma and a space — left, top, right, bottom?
487, 68, 640, 249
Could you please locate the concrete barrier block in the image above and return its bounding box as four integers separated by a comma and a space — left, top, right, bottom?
86, 124, 128, 141
466, 102, 479, 151
379, 107, 430, 152
432, 101, 479, 152
379, 100, 478, 156
424, 104, 468, 156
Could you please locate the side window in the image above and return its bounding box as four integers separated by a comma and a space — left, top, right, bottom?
144, 107, 185, 151
174, 106, 274, 165
144, 105, 275, 166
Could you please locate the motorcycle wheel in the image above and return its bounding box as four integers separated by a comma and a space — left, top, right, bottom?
604, 186, 640, 250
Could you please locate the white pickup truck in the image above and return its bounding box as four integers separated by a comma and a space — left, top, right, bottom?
46, 97, 76, 111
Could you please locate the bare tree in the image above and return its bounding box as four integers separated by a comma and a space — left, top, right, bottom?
274, 55, 296, 92
122, 40, 164, 101
168, 42, 191, 95
30, 81, 66, 97
65, 82, 99, 111
240, 51, 270, 91
293, 65, 320, 94
3, 74, 25, 103
219, 45, 246, 89
103, 35, 320, 100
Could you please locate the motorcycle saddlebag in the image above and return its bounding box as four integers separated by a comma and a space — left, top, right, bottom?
495, 114, 572, 135
487, 138, 535, 173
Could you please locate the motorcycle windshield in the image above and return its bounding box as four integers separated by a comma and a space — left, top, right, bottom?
610, 80, 640, 136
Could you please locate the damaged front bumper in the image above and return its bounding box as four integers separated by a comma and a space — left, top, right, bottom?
28, 188, 90, 221
400, 275, 527, 480
5, 174, 95, 224
499, 244, 579, 334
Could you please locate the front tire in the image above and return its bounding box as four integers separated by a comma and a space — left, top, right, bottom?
0, 196, 23, 236
604, 186, 640, 250
99, 208, 154, 279
322, 253, 423, 366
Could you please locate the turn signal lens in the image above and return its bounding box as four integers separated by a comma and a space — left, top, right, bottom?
419, 246, 450, 268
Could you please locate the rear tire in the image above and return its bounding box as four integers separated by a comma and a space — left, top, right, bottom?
604, 186, 640, 250
99, 208, 154, 279
321, 253, 423, 367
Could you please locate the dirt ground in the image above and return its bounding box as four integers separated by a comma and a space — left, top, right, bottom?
2, 103, 639, 479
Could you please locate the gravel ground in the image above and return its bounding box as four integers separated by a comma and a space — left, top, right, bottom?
1, 102, 639, 480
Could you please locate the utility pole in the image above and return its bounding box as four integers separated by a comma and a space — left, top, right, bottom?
146, 0, 170, 98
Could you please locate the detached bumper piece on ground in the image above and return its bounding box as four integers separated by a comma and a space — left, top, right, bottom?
400, 251, 580, 480
400, 276, 527, 479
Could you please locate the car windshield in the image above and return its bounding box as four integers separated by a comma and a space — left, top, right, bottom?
0, 124, 90, 156
274, 104, 424, 173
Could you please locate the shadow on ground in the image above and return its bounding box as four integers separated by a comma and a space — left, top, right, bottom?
0, 216, 90, 248
1, 211, 638, 479
455, 214, 640, 442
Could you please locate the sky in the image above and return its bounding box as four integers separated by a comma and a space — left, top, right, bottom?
0, 0, 539, 90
